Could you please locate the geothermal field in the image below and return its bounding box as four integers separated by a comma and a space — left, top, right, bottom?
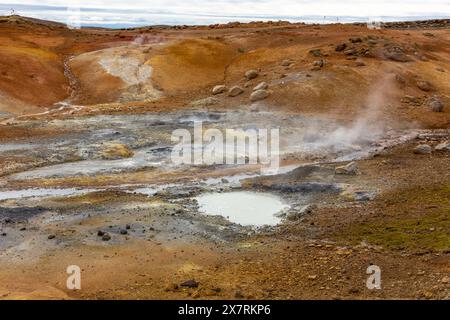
0, 15, 449, 299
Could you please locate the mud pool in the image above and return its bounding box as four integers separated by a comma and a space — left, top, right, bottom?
196, 191, 289, 226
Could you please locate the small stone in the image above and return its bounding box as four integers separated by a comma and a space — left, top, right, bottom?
102, 233, 111, 241
120, 229, 128, 235
180, 279, 199, 288
212, 85, 226, 95
335, 43, 347, 52
228, 86, 244, 97
281, 59, 292, 66
350, 37, 362, 43
97, 230, 105, 236
126, 224, 131, 230
441, 276, 449, 284
309, 49, 322, 57
344, 48, 357, 56
401, 95, 421, 106
253, 82, 268, 91
417, 80, 433, 92
313, 59, 325, 68
47, 234, 56, 239
435, 141, 450, 151
244, 69, 258, 80
413, 144, 432, 154
355, 59, 366, 66
335, 161, 358, 175
307, 275, 317, 280
234, 290, 244, 298
287, 204, 317, 221
1, 233, 6, 236
428, 96, 444, 112
250, 89, 269, 102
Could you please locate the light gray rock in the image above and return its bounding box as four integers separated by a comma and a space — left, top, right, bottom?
286, 204, 317, 221
335, 161, 358, 175
245, 69, 259, 80
212, 85, 226, 95
435, 141, 450, 151
253, 82, 268, 91
250, 89, 269, 102
228, 86, 244, 97
413, 144, 432, 154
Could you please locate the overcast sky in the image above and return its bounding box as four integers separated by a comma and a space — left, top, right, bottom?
1, 1, 450, 27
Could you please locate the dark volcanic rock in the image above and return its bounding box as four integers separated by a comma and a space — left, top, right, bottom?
180, 279, 199, 288
335, 43, 347, 52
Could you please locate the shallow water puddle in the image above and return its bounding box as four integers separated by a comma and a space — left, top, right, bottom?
0, 188, 99, 201
195, 191, 289, 226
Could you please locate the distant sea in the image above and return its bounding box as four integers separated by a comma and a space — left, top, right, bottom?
1, 3, 449, 28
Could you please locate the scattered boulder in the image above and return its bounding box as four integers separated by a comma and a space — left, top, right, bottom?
244, 69, 258, 80
281, 59, 292, 67
401, 95, 422, 106
435, 141, 450, 151
253, 82, 268, 91
190, 97, 219, 108
212, 85, 226, 95
47, 234, 56, 240
228, 86, 244, 97
350, 37, 362, 43
286, 204, 317, 221
120, 229, 128, 235
335, 161, 358, 175
344, 48, 357, 56
250, 89, 269, 102
355, 59, 366, 66
309, 49, 322, 57
383, 45, 411, 62
97, 230, 105, 236
102, 233, 111, 241
413, 144, 432, 154
313, 59, 325, 68
417, 80, 433, 92
180, 279, 199, 288
335, 43, 347, 52
427, 96, 444, 112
